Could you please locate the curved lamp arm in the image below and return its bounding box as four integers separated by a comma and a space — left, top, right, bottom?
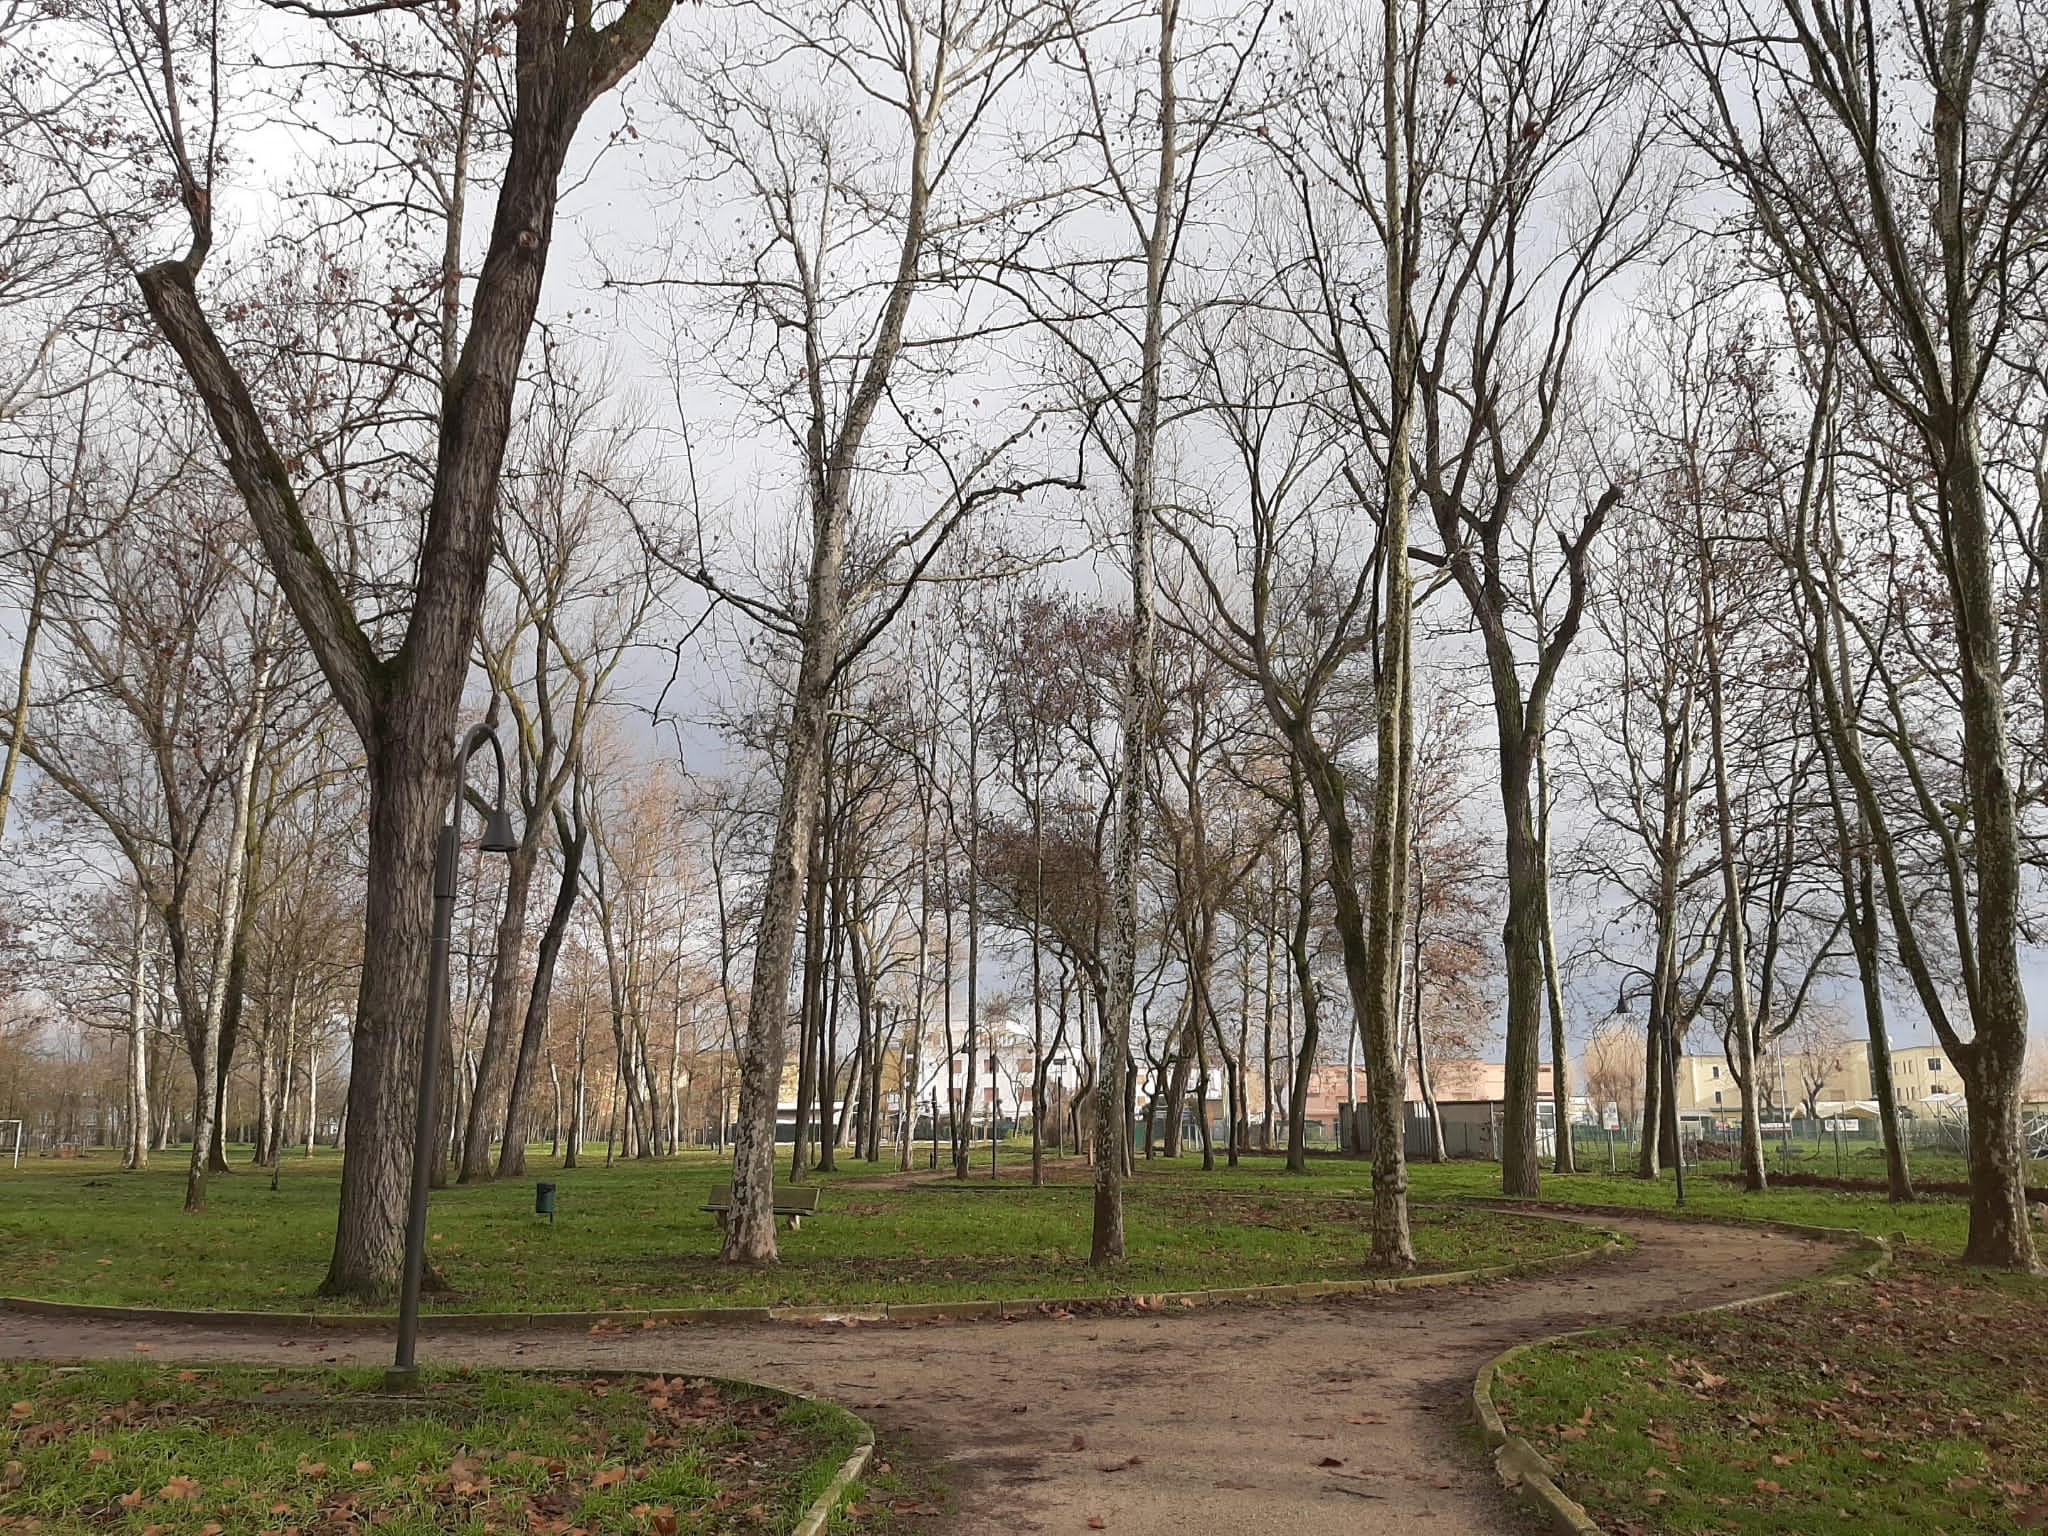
452, 724, 519, 854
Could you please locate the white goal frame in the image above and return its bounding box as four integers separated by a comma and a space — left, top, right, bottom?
0, 1120, 20, 1169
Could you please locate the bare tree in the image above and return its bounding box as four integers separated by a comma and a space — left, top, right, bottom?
1673, 0, 2045, 1268
461, 353, 657, 1182
52, 0, 679, 1295
1408, 0, 1667, 1197
648, 0, 1070, 1262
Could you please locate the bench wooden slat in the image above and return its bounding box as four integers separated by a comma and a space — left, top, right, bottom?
702, 1181, 822, 1214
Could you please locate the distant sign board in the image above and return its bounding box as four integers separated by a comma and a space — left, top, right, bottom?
1602, 1102, 1621, 1131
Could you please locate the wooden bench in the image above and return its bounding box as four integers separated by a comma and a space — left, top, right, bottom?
701, 1180, 822, 1232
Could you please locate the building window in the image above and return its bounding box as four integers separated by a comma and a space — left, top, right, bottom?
1711, 1065, 1721, 1079
1713, 1091, 1723, 1105
1928, 1057, 1943, 1072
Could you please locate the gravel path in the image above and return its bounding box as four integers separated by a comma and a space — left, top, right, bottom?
0, 1213, 1832, 1535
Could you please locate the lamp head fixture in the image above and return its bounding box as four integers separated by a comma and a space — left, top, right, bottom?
456, 723, 520, 856
480, 806, 520, 855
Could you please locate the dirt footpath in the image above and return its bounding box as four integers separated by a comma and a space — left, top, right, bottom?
0, 1214, 1831, 1536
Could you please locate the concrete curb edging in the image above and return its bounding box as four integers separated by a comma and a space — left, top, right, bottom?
0, 1214, 1626, 1334
792, 1434, 873, 1536
1465, 1206, 1892, 1536
578, 1368, 875, 1536
570, 1369, 875, 1536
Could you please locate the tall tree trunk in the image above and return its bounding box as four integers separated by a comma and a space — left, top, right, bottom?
499, 822, 585, 1176
124, 909, 151, 1173
724, 68, 935, 1257
1162, 1010, 1193, 1159
303, 1046, 317, 1156
1896, 0, 2032, 1271
139, 0, 678, 1299
1840, 814, 1913, 1200
548, 1060, 561, 1157
1094, 0, 1182, 1268
1346, 0, 1419, 1264
790, 799, 829, 1183
1261, 871, 1278, 1153
0, 541, 56, 845
1233, 943, 1252, 1159
728, 551, 844, 1257
961, 679, 983, 1180
901, 817, 931, 1173
253, 1033, 273, 1167
564, 1011, 587, 1170
1496, 732, 1546, 1198
459, 842, 537, 1181
268, 982, 298, 1187
1029, 779, 1048, 1184
1284, 777, 1321, 1175
186, 647, 271, 1212
1701, 569, 1767, 1191
817, 884, 846, 1174
1534, 726, 1576, 1174
942, 868, 960, 1174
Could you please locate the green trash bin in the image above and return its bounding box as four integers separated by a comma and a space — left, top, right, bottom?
535, 1181, 557, 1223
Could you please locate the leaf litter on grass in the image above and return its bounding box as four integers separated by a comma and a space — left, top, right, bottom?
0, 1363, 860, 1536
1496, 1252, 2048, 1535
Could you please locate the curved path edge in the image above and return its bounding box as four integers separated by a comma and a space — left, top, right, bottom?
588, 1368, 875, 1536
0, 1212, 1836, 1536
677, 1371, 874, 1536
1464, 1205, 1892, 1536
0, 1212, 1624, 1334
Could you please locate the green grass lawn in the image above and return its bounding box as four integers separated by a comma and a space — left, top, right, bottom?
1439, 1161, 1975, 1247
10, 1146, 2036, 1535
0, 1360, 867, 1536
1378, 1150, 2047, 1533
1057, 1151, 1979, 1248
0, 1151, 1603, 1314
1490, 1256, 2048, 1534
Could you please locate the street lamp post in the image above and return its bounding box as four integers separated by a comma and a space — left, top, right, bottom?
388, 724, 518, 1391
989, 1051, 1001, 1177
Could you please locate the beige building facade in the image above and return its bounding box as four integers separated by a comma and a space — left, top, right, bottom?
1672, 1040, 1959, 1121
